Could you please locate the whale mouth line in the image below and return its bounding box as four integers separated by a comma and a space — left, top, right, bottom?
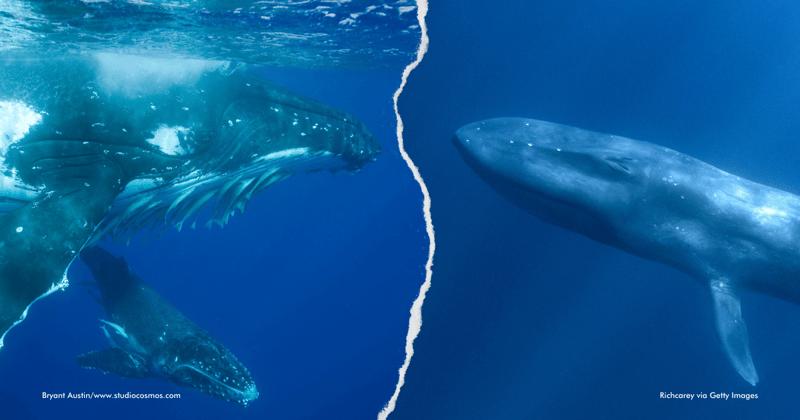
175, 364, 258, 400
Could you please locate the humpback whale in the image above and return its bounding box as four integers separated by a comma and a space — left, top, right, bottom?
0, 54, 379, 350
453, 117, 800, 386
79, 246, 258, 407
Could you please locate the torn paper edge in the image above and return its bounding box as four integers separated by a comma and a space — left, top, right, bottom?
377, 1, 430, 419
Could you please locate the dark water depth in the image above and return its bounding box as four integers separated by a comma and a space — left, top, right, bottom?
394, 1, 800, 418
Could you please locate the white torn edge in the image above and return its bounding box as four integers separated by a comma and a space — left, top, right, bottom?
0, 212, 105, 350
377, 1, 430, 419
0, 272, 69, 350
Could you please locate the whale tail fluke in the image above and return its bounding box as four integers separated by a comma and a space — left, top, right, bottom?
710, 280, 759, 386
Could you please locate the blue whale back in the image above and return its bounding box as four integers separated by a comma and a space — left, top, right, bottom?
453, 117, 800, 386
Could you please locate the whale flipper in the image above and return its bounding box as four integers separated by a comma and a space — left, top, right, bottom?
711, 281, 758, 386
78, 348, 149, 379
0, 159, 125, 347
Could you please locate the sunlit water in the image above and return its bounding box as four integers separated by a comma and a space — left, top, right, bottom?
1, 0, 420, 69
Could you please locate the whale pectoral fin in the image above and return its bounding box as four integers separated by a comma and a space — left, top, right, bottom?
0, 159, 125, 349
77, 348, 149, 379
710, 281, 759, 386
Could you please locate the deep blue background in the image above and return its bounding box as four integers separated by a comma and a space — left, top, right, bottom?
0, 67, 427, 419
394, 1, 800, 419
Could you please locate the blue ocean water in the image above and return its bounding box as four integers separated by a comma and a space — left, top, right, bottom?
6, 0, 800, 419
394, 0, 800, 419
0, 65, 427, 419
0, 64, 427, 419
0, 2, 427, 417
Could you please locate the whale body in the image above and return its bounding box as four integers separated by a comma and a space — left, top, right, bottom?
453, 117, 800, 386
79, 246, 258, 407
0, 54, 379, 351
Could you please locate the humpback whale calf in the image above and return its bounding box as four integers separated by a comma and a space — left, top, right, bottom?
79, 246, 258, 407
0, 54, 379, 350
453, 117, 800, 386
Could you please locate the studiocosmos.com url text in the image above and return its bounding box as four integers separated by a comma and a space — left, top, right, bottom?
43, 392, 180, 400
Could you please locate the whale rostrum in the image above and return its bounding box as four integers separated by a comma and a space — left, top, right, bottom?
453, 117, 800, 386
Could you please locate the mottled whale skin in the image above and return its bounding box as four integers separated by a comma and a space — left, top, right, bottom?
453, 117, 800, 386
0, 54, 379, 350
79, 246, 258, 407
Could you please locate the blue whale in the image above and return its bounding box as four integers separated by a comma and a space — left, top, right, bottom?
79, 246, 259, 407
453, 117, 800, 386
0, 54, 379, 351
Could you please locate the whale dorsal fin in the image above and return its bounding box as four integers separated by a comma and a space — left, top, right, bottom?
710, 280, 758, 386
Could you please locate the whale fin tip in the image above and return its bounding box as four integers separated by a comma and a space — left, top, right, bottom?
710, 280, 759, 386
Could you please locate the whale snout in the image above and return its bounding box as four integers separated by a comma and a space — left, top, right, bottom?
451, 130, 470, 158
452, 125, 490, 175
452, 119, 533, 178
453, 118, 549, 161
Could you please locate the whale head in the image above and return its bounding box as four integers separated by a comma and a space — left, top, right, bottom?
453, 117, 651, 246
87, 68, 381, 242
156, 332, 259, 408
0, 55, 381, 244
